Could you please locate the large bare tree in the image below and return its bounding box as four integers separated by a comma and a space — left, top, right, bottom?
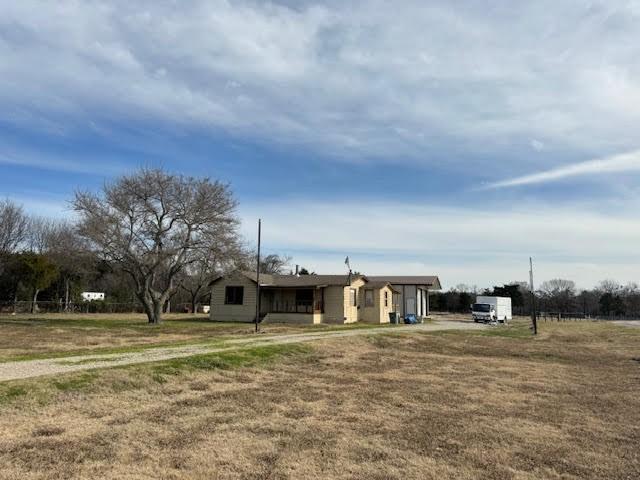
73, 168, 239, 324
31, 220, 92, 311
178, 242, 244, 313
0, 199, 29, 254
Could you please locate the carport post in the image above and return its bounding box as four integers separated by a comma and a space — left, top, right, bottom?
426, 288, 430, 317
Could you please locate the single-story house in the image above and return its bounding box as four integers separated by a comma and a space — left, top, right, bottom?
367, 276, 442, 319
209, 272, 441, 324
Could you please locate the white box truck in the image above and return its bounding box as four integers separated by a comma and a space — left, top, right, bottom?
471, 296, 512, 323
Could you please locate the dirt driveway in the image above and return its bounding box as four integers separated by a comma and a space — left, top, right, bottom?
612, 320, 640, 328
0, 321, 485, 382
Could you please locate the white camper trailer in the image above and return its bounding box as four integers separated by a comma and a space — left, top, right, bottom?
81, 292, 105, 302
471, 296, 512, 323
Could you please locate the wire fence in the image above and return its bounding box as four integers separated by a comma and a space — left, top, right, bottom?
429, 308, 640, 322
537, 311, 640, 321
0, 301, 206, 315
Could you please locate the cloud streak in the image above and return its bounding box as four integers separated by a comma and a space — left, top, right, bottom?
239, 198, 640, 288
485, 150, 640, 189
1, 1, 639, 167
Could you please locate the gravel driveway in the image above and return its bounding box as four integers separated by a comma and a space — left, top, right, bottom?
612, 320, 640, 328
0, 321, 486, 382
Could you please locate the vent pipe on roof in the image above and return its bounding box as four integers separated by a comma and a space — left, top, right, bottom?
295, 264, 299, 276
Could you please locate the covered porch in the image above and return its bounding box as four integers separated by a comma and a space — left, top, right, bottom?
260, 286, 325, 324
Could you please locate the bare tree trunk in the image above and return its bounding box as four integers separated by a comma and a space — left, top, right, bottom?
64, 277, 70, 312
189, 285, 203, 314
31, 289, 39, 314
152, 299, 163, 324
135, 289, 158, 324
190, 290, 199, 314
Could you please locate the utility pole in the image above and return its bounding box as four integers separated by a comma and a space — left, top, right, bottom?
255, 219, 262, 333
529, 257, 537, 335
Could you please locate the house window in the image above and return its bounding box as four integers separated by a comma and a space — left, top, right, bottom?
224, 286, 244, 305
384, 291, 388, 307
365, 289, 374, 307
350, 288, 357, 307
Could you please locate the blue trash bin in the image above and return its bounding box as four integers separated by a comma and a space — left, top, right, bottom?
404, 314, 418, 324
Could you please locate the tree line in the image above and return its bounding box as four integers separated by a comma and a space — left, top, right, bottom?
4, 168, 637, 323
431, 278, 640, 318
0, 169, 296, 323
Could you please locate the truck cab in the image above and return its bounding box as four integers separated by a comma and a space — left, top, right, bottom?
471, 303, 495, 322
471, 296, 512, 323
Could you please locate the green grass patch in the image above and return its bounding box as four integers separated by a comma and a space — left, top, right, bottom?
52, 372, 99, 392
0, 385, 28, 404
151, 343, 311, 376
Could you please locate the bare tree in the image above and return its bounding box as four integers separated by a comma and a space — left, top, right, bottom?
16, 252, 58, 313
26, 216, 59, 254
73, 168, 239, 324
179, 241, 245, 313
598, 279, 621, 294
259, 253, 291, 274
0, 199, 29, 253
539, 278, 576, 313
45, 221, 92, 311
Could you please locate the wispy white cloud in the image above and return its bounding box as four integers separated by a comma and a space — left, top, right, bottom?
485, 150, 640, 189
1, 1, 639, 166
239, 198, 640, 289
8, 195, 71, 219
0, 139, 132, 176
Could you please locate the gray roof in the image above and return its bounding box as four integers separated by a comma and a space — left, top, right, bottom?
367, 276, 442, 290
361, 281, 401, 293
211, 272, 440, 290
260, 274, 363, 287
211, 272, 366, 288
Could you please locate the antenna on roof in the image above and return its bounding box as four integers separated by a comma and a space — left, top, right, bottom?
345, 256, 352, 284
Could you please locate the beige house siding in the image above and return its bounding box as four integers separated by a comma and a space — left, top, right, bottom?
359, 287, 377, 323
263, 312, 322, 324
323, 286, 346, 323
210, 273, 256, 322
209, 273, 399, 325
360, 285, 393, 323
379, 286, 393, 323
344, 278, 365, 323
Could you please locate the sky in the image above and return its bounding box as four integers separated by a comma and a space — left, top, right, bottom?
1, 0, 640, 290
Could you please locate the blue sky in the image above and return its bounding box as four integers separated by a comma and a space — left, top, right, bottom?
2, 0, 640, 289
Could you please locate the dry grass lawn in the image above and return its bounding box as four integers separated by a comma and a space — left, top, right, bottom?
0, 320, 638, 479
0, 313, 378, 361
